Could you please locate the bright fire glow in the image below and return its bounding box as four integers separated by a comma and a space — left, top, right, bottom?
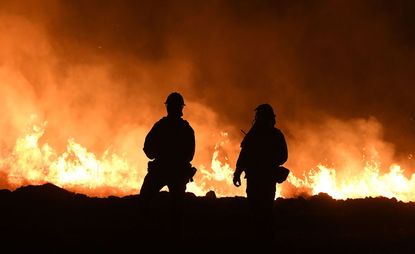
288, 163, 415, 202
1, 122, 140, 197
1, 122, 415, 202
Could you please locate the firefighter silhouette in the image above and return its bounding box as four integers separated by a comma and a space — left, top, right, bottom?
139, 92, 196, 242
233, 103, 288, 244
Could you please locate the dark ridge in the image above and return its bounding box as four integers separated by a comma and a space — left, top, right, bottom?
13, 182, 78, 200
1, 184, 415, 253
0, 188, 11, 196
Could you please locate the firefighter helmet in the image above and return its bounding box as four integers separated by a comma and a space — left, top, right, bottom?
255, 103, 275, 119
165, 92, 185, 106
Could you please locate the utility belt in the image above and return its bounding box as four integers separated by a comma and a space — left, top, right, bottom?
147, 160, 197, 182
245, 165, 290, 184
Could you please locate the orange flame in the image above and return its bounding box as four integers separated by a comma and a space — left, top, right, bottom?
1, 120, 415, 202
1, 121, 141, 197
0, 120, 245, 197
287, 162, 415, 202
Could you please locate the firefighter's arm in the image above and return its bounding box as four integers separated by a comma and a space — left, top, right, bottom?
233, 146, 246, 187
233, 167, 243, 187
188, 127, 196, 162
182, 121, 195, 163
143, 123, 159, 159
275, 130, 288, 165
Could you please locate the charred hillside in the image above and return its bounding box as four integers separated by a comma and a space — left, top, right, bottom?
1, 183, 415, 253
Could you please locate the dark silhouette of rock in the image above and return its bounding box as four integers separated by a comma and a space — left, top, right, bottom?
14, 182, 76, 201
205, 190, 216, 199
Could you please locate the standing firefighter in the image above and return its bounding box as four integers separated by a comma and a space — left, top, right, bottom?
233, 103, 288, 244
140, 92, 196, 242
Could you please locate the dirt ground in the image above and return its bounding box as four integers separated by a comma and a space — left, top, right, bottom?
1, 183, 414, 253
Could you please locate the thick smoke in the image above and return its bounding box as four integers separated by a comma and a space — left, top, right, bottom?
0, 0, 414, 196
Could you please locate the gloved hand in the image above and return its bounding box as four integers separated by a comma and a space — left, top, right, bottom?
233, 172, 241, 187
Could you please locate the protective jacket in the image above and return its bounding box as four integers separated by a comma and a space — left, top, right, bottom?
236, 124, 287, 179
143, 116, 195, 176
